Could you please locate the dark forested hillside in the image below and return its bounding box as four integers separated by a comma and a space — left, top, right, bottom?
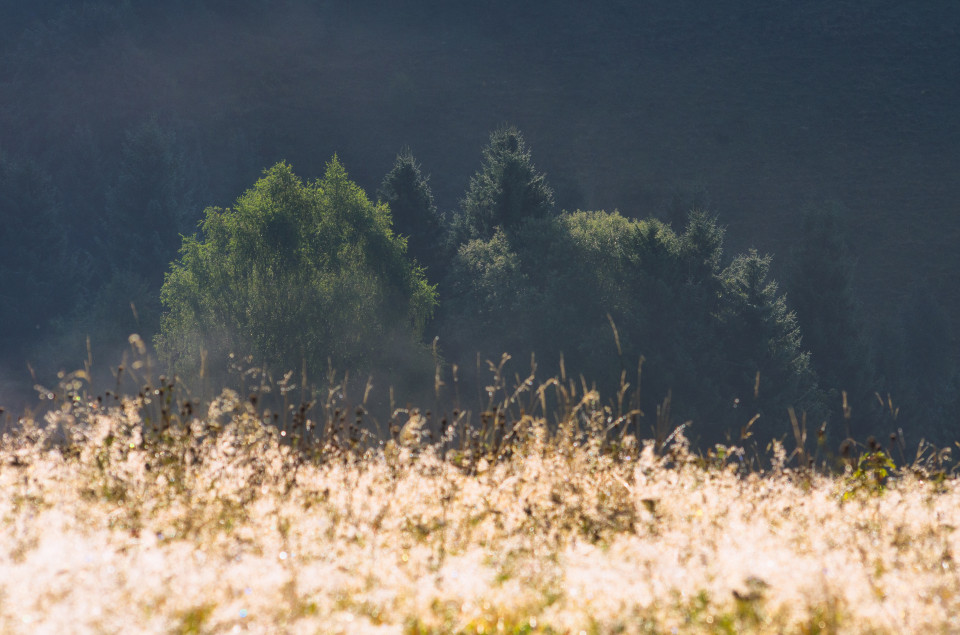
1, 1, 958, 442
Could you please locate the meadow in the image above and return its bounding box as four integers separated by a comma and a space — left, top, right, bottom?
1, 362, 958, 634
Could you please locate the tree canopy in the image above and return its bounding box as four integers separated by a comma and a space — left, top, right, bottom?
377, 149, 445, 276
439, 207, 822, 443
453, 126, 555, 241
155, 159, 437, 383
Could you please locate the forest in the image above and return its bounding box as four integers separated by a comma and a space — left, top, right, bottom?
2, 1, 959, 449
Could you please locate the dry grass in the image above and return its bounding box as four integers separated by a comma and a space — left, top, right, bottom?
1, 367, 959, 634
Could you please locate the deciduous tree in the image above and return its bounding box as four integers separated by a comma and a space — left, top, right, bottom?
156, 159, 436, 385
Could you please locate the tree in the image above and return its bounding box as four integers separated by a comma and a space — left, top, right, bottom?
454, 126, 555, 241
786, 203, 877, 437
438, 207, 818, 445
718, 250, 824, 439
377, 149, 445, 277
680, 208, 725, 285
439, 226, 537, 369
155, 159, 437, 385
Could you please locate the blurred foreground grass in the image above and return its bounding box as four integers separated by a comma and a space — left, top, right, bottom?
1, 363, 959, 634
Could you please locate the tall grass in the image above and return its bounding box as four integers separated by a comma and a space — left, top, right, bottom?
1, 351, 958, 634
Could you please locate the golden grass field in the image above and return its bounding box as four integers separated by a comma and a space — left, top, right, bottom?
1, 369, 959, 634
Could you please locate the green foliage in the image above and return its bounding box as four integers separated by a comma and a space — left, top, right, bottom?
439, 207, 821, 443
173, 603, 216, 635
680, 208, 725, 283
450, 228, 530, 313
841, 448, 896, 501
718, 249, 823, 433
453, 126, 555, 241
377, 149, 446, 277
155, 159, 436, 384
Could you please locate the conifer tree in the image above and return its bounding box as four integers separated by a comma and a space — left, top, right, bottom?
377, 149, 445, 276
719, 250, 824, 436
456, 126, 554, 240
680, 209, 725, 286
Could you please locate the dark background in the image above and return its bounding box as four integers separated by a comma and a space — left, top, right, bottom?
1, 1, 958, 419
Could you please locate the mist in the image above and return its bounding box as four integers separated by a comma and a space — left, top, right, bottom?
2, 1, 959, 444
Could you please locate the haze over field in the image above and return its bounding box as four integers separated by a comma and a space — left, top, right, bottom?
1, 2, 959, 442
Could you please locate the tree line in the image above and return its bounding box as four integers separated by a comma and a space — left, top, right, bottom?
2, 125, 957, 446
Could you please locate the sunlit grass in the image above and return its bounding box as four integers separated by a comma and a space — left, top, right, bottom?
1, 363, 959, 634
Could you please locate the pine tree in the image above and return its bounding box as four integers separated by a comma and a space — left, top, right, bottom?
438, 204, 824, 445
680, 209, 724, 286
456, 126, 554, 240
377, 149, 445, 276
719, 250, 824, 438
